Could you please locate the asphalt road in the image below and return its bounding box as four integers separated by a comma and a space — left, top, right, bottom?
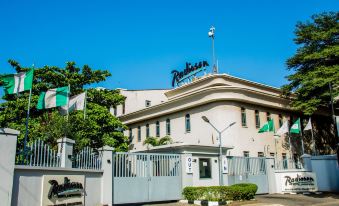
136, 193, 339, 206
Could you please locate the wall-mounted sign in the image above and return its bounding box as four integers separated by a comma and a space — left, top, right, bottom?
186, 156, 193, 174
222, 156, 228, 174
41, 175, 85, 206
171, 61, 209, 87
280, 172, 318, 193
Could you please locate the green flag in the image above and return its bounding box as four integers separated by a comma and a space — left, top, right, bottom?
37, 86, 69, 110
290, 118, 301, 134
258, 119, 274, 133
0, 69, 34, 94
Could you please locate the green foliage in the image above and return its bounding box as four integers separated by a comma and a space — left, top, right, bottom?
0, 60, 128, 151
182, 183, 258, 201
143, 135, 173, 147
282, 12, 339, 115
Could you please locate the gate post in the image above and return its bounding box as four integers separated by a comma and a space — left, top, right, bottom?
301, 154, 312, 171
0, 128, 20, 206
180, 154, 193, 190
99, 146, 114, 206
265, 157, 277, 194
57, 137, 75, 168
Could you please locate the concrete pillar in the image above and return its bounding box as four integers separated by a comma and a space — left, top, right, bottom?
301, 154, 312, 171
0, 128, 20, 206
99, 146, 114, 206
222, 155, 229, 186
180, 153, 193, 189
265, 157, 277, 194
57, 137, 75, 168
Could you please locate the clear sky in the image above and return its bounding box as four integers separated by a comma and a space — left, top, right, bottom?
0, 0, 338, 95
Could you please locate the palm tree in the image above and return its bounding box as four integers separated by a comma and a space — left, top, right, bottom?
143, 136, 173, 148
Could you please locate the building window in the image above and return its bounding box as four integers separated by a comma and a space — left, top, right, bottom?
156, 121, 160, 137
199, 158, 211, 178
258, 152, 264, 157
241, 107, 247, 127
137, 126, 141, 142
255, 110, 260, 128
113, 106, 117, 116
243, 151, 249, 157
166, 118, 171, 135
146, 124, 150, 137
185, 114, 191, 132
266, 112, 271, 121
282, 153, 287, 169
145, 100, 151, 107
129, 128, 132, 142
122, 103, 125, 114
270, 153, 275, 157
279, 114, 283, 127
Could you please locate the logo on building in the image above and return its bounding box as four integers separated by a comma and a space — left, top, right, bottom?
171, 61, 209, 87
48, 177, 84, 199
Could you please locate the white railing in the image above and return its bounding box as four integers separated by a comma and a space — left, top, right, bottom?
274, 158, 304, 170
19, 139, 61, 167
73, 147, 102, 170
227, 156, 266, 175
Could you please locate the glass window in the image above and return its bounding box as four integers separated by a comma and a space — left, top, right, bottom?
258, 152, 264, 157
122, 103, 125, 114
146, 124, 150, 137
243, 151, 249, 157
166, 118, 171, 135
199, 158, 211, 178
255, 110, 260, 128
241, 107, 247, 127
282, 153, 287, 169
113, 106, 117, 116
185, 114, 191, 132
243, 151, 250, 171
156, 121, 160, 137
270, 153, 275, 157
129, 128, 132, 142
137, 126, 141, 142
266, 112, 271, 121
279, 114, 283, 127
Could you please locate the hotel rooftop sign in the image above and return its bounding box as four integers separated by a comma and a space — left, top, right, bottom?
171, 61, 209, 87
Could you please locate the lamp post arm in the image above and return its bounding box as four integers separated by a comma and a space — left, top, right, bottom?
207, 122, 221, 134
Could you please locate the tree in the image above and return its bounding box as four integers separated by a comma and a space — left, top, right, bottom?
143, 136, 173, 148
0, 60, 128, 152
282, 12, 339, 115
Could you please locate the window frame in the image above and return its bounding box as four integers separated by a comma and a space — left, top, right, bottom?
166, 118, 171, 135
185, 114, 191, 133
156, 121, 160, 137
241, 107, 247, 127
199, 158, 212, 179
255, 110, 260, 128
137, 126, 141, 142
146, 124, 150, 137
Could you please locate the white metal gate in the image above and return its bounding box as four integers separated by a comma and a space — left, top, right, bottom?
113, 152, 182, 204
227, 156, 269, 194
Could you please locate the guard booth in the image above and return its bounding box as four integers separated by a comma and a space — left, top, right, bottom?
112, 152, 182, 204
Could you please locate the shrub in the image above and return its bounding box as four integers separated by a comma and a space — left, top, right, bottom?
182, 183, 258, 201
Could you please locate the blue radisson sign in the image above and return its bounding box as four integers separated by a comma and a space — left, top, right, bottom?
171, 61, 209, 87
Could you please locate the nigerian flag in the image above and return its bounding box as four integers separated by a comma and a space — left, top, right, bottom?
290, 118, 301, 134
258, 119, 274, 133
0, 69, 34, 94
37, 86, 69, 110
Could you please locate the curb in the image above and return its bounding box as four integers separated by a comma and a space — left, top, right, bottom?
179, 199, 233, 205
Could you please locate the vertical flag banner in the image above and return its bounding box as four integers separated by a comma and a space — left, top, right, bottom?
59, 92, 86, 114
304, 118, 312, 131
290, 118, 301, 134
37, 86, 69, 109
0, 69, 34, 94
258, 119, 274, 133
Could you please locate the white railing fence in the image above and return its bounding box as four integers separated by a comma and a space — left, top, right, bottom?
18, 139, 61, 167
227, 156, 266, 175
73, 146, 102, 170
274, 158, 304, 170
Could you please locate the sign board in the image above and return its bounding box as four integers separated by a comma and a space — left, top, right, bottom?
41, 175, 85, 206
186, 156, 193, 174
280, 172, 318, 193
171, 61, 209, 87
222, 156, 228, 174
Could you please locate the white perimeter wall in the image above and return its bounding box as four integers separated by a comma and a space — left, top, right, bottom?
12, 167, 103, 206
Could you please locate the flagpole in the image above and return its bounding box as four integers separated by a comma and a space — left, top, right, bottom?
66, 84, 70, 121
22, 88, 32, 164
288, 121, 293, 161
300, 121, 305, 155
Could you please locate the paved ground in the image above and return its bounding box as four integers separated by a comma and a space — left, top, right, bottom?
136, 193, 339, 206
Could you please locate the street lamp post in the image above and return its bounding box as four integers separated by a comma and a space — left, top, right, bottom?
201, 116, 236, 186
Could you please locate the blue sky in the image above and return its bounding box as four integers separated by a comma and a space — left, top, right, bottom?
0, 0, 338, 95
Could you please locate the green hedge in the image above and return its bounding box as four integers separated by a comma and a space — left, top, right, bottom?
182, 183, 258, 201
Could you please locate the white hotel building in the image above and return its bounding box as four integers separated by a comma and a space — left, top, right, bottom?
112, 73, 298, 185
